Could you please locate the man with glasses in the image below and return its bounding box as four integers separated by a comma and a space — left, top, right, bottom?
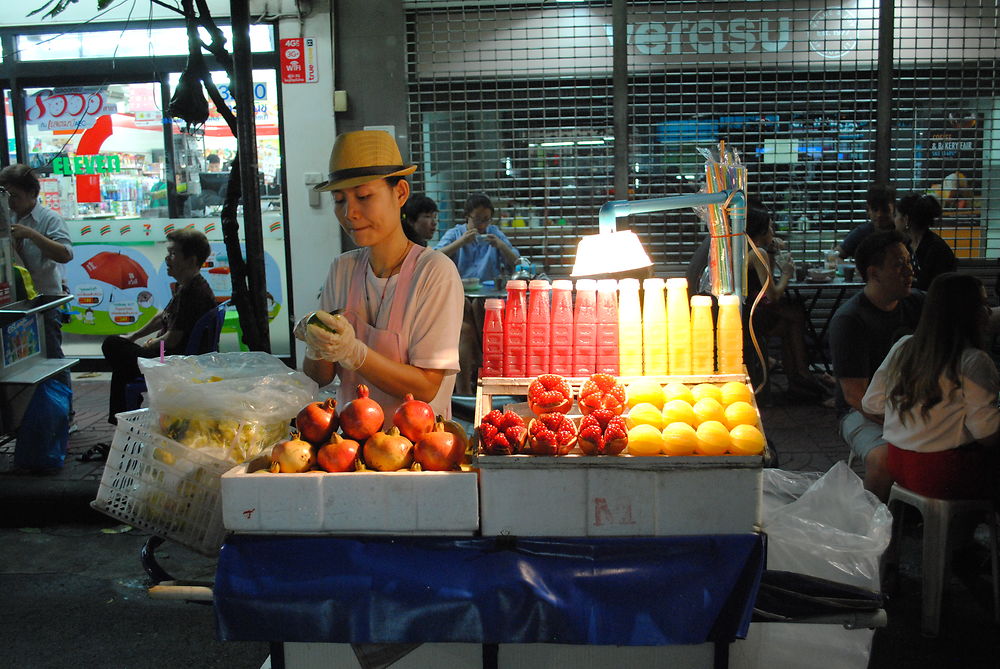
436, 193, 519, 282
829, 230, 925, 501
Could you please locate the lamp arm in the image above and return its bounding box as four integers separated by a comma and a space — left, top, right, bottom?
597, 190, 738, 234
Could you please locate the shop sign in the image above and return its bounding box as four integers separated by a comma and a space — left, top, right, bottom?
280, 37, 318, 83
51, 154, 122, 176
25, 87, 118, 131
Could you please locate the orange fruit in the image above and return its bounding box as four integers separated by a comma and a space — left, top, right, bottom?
662, 399, 696, 427
695, 420, 731, 456
691, 397, 725, 426
627, 424, 665, 456
626, 378, 666, 410
720, 381, 753, 406
691, 383, 722, 404
662, 382, 694, 405
729, 424, 766, 456
723, 401, 759, 431
661, 422, 698, 456
627, 402, 666, 431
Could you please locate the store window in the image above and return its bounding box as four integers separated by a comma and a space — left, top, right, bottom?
3, 90, 14, 165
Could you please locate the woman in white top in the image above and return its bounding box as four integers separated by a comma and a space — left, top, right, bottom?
862, 272, 999, 499
294, 131, 464, 423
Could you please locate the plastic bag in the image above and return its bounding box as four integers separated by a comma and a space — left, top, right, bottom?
14, 378, 71, 471
139, 352, 318, 462
763, 461, 891, 590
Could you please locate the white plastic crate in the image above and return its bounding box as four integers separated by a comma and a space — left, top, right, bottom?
91, 409, 233, 556
221, 457, 480, 535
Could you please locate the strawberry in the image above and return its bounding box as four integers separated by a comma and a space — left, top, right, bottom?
578, 373, 626, 416
527, 412, 577, 456
577, 408, 629, 456
478, 409, 527, 455
527, 374, 574, 416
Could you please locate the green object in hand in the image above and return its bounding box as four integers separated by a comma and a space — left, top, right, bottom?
308, 312, 339, 334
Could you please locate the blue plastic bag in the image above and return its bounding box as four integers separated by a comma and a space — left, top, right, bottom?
14, 378, 72, 471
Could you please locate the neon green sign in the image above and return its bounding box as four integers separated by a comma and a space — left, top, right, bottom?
52, 154, 121, 176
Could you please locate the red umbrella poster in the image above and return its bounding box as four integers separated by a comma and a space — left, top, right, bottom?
82, 251, 149, 289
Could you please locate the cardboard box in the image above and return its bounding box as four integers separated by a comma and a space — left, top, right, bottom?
221, 458, 479, 535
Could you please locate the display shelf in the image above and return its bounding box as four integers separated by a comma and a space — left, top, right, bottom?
0, 357, 78, 385
0, 294, 73, 318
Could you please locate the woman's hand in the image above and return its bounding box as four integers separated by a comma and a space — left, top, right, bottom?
302, 311, 368, 370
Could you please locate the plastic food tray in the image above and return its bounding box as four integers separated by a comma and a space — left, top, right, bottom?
91, 409, 233, 556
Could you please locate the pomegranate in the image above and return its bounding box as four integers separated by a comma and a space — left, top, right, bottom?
436, 414, 470, 463
393, 393, 436, 443
316, 433, 360, 473
363, 426, 414, 471
478, 409, 528, 455
527, 412, 577, 455
527, 374, 574, 416
577, 408, 629, 456
269, 433, 316, 473
414, 421, 464, 471
296, 398, 339, 445
578, 373, 627, 416
340, 385, 385, 442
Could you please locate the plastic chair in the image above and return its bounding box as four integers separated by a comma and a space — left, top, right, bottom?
883, 482, 1000, 637
124, 300, 231, 411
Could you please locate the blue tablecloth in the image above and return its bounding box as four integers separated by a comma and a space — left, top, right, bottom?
215, 533, 764, 646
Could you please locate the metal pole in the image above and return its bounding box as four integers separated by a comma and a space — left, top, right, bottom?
230, 0, 270, 351
612, 0, 628, 201
874, 0, 894, 186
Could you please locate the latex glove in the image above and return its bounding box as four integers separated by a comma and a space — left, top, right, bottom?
301, 310, 368, 370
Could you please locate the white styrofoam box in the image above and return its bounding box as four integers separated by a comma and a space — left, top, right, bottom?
221, 459, 479, 535
477, 454, 762, 537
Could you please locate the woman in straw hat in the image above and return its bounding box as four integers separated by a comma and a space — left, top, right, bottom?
294, 130, 464, 422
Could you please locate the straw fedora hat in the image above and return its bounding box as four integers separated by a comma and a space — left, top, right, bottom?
314, 130, 416, 192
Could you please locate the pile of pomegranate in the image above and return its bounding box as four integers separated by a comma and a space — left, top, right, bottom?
477, 373, 629, 457
269, 385, 469, 474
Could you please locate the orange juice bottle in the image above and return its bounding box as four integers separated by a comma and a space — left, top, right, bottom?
716, 293, 743, 374
641, 277, 667, 375
666, 278, 691, 375
690, 295, 715, 374
617, 278, 643, 376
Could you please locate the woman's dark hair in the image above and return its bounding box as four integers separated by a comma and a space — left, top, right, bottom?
0, 164, 40, 197
744, 205, 772, 241
166, 228, 212, 265
896, 192, 942, 231
463, 193, 494, 217
855, 229, 907, 282
886, 272, 986, 423
403, 194, 437, 222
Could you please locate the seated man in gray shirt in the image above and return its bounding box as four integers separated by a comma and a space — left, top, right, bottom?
829, 230, 924, 501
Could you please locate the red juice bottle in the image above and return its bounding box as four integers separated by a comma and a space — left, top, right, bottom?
595, 279, 620, 375
549, 279, 574, 375
503, 280, 528, 377
573, 279, 598, 377
481, 298, 505, 378
525, 279, 551, 376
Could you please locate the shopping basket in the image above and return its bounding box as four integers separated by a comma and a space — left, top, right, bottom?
91, 408, 232, 557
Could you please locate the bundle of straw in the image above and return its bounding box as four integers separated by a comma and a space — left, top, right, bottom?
702, 140, 747, 298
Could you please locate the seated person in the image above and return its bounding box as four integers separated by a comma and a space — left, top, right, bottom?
837, 184, 896, 259
744, 205, 827, 400
435, 193, 519, 282
894, 192, 956, 291
435, 194, 519, 395
402, 194, 439, 247
862, 273, 998, 499
99, 228, 216, 428
829, 230, 925, 501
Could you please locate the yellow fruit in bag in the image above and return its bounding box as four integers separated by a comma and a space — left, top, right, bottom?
627, 402, 666, 431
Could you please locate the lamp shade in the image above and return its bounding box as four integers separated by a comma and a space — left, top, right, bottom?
571, 229, 653, 277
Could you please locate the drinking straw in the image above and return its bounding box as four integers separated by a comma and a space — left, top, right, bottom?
159, 340, 165, 363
